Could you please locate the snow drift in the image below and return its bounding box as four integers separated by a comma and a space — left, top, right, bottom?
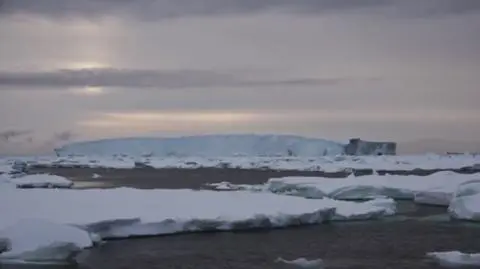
0, 187, 394, 263
54, 135, 345, 157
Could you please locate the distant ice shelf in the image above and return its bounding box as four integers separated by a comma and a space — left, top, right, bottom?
54, 134, 346, 157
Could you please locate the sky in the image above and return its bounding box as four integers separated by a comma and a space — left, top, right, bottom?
0, 0, 479, 155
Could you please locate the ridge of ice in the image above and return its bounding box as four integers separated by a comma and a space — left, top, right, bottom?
427, 251, 480, 267
55, 134, 345, 157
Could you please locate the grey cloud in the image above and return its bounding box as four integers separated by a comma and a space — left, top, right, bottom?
1, 0, 479, 20
0, 68, 354, 89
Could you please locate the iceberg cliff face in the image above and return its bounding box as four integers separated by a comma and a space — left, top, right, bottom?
55, 134, 345, 157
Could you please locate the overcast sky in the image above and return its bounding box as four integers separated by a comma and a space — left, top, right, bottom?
0, 0, 479, 155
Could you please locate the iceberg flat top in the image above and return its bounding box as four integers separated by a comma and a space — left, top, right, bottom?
55, 134, 345, 157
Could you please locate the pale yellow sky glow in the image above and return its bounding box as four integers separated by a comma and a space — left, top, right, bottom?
79, 111, 260, 127
64, 61, 110, 70
78, 109, 478, 130
69, 86, 106, 96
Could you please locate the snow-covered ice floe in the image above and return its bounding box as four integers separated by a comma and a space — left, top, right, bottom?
427, 251, 480, 267
207, 171, 480, 207
275, 257, 324, 268
0, 187, 395, 263
8, 174, 73, 189
448, 180, 480, 222
267, 172, 480, 206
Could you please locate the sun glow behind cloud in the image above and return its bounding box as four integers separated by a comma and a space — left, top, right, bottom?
64, 61, 110, 70
69, 86, 106, 96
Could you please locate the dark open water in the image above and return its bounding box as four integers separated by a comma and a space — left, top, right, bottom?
3, 168, 480, 269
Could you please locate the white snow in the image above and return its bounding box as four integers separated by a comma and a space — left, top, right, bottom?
263, 171, 479, 206
9, 174, 73, 189
0, 219, 93, 264
427, 251, 480, 267
275, 257, 324, 268
91, 173, 101, 179
55, 135, 345, 157
448, 180, 480, 221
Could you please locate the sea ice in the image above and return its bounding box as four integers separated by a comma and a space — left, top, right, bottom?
264, 171, 478, 205
0, 219, 93, 264
427, 251, 480, 267
0, 187, 394, 240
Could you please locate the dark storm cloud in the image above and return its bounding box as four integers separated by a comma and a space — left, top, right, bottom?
1, 0, 479, 19
0, 68, 353, 89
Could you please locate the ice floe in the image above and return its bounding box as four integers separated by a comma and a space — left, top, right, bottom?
427, 251, 480, 267
264, 172, 479, 206
0, 219, 94, 264
0, 188, 395, 237
9, 174, 73, 189
206, 171, 480, 208
275, 257, 324, 268
448, 180, 480, 222
0, 187, 395, 263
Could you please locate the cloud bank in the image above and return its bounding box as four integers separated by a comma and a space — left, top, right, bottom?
1, 0, 479, 20
0, 68, 356, 89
